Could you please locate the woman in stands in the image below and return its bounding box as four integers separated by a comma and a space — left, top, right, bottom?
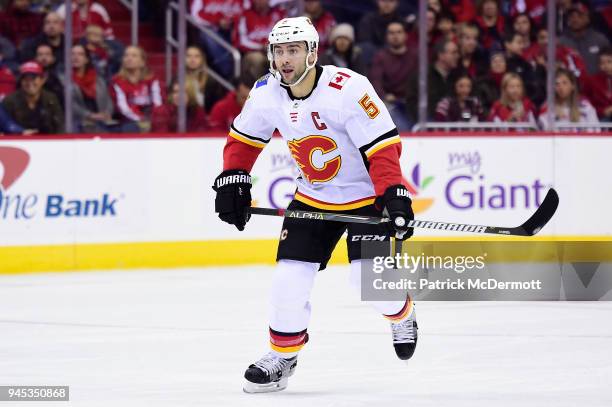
435, 74, 484, 122
110, 45, 163, 132
538, 68, 599, 130
71, 44, 114, 133
488, 72, 537, 127
151, 78, 208, 133
185, 45, 226, 113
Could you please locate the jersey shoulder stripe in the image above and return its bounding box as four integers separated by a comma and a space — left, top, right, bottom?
359, 128, 400, 159
229, 123, 269, 148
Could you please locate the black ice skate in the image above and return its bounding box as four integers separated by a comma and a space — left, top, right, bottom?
390, 310, 418, 360
243, 352, 298, 393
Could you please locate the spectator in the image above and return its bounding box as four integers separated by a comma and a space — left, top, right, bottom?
442, 0, 476, 23
357, 0, 403, 64
2, 61, 64, 134
508, 0, 545, 27
538, 68, 599, 129
370, 20, 416, 130
151, 78, 208, 133
303, 0, 336, 53
406, 39, 460, 122
474, 51, 506, 115
473, 0, 506, 50
583, 48, 612, 121
318, 23, 367, 75
457, 22, 487, 78
436, 11, 456, 42
233, 0, 285, 54
185, 45, 226, 113
0, 0, 44, 47
109, 46, 164, 133
0, 46, 16, 100
34, 43, 64, 106
190, 0, 243, 79
488, 72, 537, 126
512, 13, 534, 50
56, 0, 113, 40
406, 7, 441, 54
70, 44, 113, 132
524, 27, 588, 86
19, 12, 65, 67
435, 74, 484, 122
0, 103, 27, 134
79, 24, 123, 81
559, 2, 610, 74
503, 31, 544, 106
0, 34, 18, 72
208, 75, 253, 132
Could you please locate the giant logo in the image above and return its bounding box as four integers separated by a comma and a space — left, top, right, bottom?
287, 135, 341, 184
0, 146, 121, 220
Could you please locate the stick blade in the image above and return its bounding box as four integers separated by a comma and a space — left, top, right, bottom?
515, 188, 559, 236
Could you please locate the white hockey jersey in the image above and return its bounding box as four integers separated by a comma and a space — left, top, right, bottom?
229, 65, 400, 210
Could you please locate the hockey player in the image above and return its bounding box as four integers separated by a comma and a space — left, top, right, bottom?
213, 17, 417, 393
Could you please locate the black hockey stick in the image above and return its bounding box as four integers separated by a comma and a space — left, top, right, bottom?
249, 188, 559, 236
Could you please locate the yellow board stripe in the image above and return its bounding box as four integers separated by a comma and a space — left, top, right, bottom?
228, 130, 266, 148
294, 193, 375, 211
365, 136, 401, 158
0, 236, 610, 275
270, 342, 305, 353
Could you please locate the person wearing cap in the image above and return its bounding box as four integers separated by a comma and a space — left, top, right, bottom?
560, 2, 610, 74
2, 61, 64, 134
318, 23, 367, 75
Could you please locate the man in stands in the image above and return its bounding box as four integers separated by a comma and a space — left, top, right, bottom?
405, 39, 460, 122
34, 43, 64, 107
0, 0, 43, 47
370, 20, 416, 131
20, 12, 65, 67
2, 61, 64, 134
56, 0, 114, 40
560, 2, 610, 74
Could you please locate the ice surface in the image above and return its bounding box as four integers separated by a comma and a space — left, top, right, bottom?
1, 265, 611, 407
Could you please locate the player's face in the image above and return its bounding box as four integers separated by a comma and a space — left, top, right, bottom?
273, 42, 308, 85
555, 74, 574, 100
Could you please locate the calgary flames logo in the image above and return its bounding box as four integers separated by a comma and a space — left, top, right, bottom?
287, 135, 341, 184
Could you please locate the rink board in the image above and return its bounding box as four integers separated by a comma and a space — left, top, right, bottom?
0, 133, 610, 273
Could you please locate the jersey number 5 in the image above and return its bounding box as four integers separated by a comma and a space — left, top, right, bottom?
358, 94, 380, 119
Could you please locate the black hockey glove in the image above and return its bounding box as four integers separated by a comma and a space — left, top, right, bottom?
378, 184, 414, 240
212, 169, 252, 231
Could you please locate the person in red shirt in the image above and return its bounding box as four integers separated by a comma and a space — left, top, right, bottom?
508, 0, 546, 27
151, 78, 208, 133
303, 0, 336, 53
56, 0, 114, 40
0, 63, 16, 101
190, 0, 243, 30
442, 0, 476, 23
583, 48, 612, 121
206, 76, 253, 132
109, 45, 164, 133
472, 0, 506, 50
0, 0, 44, 47
488, 72, 537, 127
233, 0, 285, 54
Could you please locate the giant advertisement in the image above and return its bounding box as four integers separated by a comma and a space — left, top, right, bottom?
0, 135, 610, 250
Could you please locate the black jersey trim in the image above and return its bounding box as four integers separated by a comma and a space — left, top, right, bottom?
284, 65, 323, 101
229, 123, 270, 144
358, 128, 400, 156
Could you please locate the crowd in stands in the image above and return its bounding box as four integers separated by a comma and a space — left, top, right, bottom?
0, 0, 609, 135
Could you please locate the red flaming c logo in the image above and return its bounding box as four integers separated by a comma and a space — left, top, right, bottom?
287, 135, 341, 184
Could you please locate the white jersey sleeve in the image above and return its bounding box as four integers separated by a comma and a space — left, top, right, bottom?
342, 73, 400, 159
229, 75, 276, 149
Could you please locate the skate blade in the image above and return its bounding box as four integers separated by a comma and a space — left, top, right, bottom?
243, 377, 288, 394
